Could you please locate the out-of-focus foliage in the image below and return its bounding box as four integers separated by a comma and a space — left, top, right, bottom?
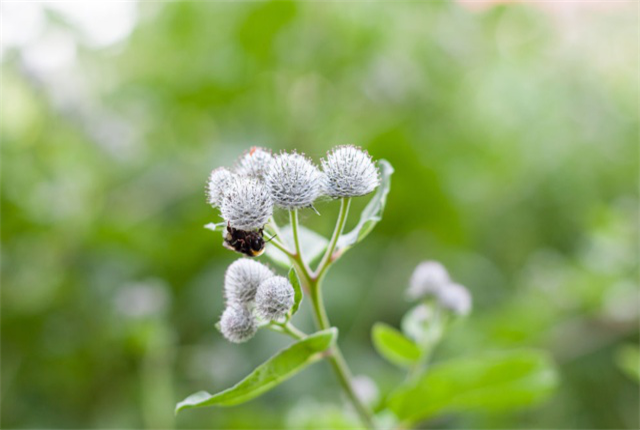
1, 1, 637, 429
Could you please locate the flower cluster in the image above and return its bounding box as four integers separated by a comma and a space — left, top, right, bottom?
205, 145, 380, 233
406, 260, 472, 315
218, 259, 294, 343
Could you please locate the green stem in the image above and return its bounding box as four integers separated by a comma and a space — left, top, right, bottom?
314, 198, 351, 280
290, 209, 314, 282
268, 321, 307, 340
267, 235, 292, 256
289, 199, 375, 429
266, 218, 294, 255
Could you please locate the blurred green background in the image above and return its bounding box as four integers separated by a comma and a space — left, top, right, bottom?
1, 1, 638, 428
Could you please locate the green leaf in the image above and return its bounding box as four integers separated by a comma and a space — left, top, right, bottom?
337, 159, 393, 252
176, 328, 337, 413
372, 322, 422, 368
287, 267, 303, 318
265, 224, 328, 268
387, 350, 558, 423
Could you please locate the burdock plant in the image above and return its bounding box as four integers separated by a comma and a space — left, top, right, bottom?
177, 146, 558, 429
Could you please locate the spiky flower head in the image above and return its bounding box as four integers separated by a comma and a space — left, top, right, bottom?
220, 176, 273, 230
406, 261, 451, 301
224, 259, 274, 304
438, 283, 472, 316
236, 147, 274, 181
265, 152, 321, 210
206, 167, 235, 208
255, 276, 294, 320
320, 145, 380, 198
219, 304, 257, 343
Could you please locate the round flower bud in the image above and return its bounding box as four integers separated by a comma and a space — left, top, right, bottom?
352, 375, 379, 407
224, 259, 274, 304
220, 176, 273, 230
406, 261, 450, 301
219, 304, 257, 343
265, 152, 321, 210
236, 147, 274, 181
255, 276, 294, 320
320, 145, 380, 198
206, 167, 235, 208
438, 283, 472, 316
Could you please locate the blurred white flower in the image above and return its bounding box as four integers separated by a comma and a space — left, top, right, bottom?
219, 304, 257, 344
265, 152, 321, 210
438, 283, 472, 316
321, 145, 379, 198
220, 176, 273, 230
224, 259, 274, 305
114, 281, 169, 318
406, 261, 451, 301
352, 375, 379, 407
255, 276, 295, 320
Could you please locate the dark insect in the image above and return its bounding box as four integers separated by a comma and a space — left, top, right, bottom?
223, 223, 273, 257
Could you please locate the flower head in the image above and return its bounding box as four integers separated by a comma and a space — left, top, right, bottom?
224, 259, 274, 304
265, 152, 321, 210
321, 145, 380, 198
438, 283, 472, 316
406, 261, 451, 301
255, 276, 295, 320
236, 147, 274, 181
219, 304, 257, 343
206, 167, 235, 208
220, 176, 273, 230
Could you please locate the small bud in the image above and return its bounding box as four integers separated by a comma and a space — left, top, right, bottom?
265, 152, 321, 210
438, 283, 472, 316
206, 167, 235, 208
352, 375, 379, 407
220, 176, 273, 230
320, 145, 380, 198
219, 304, 257, 343
401, 303, 433, 343
255, 276, 294, 320
236, 147, 274, 181
224, 259, 274, 304
406, 261, 450, 301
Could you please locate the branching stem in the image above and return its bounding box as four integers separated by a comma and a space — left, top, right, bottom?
288, 200, 375, 429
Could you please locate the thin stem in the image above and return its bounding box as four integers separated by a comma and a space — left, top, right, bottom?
313, 198, 351, 280
268, 321, 307, 341
310, 285, 375, 428
290, 209, 313, 276
289, 199, 375, 429
267, 236, 293, 256
266, 218, 294, 255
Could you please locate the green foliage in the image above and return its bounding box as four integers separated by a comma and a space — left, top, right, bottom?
372, 322, 421, 368
615, 344, 640, 383
337, 160, 393, 253
387, 350, 558, 423
176, 328, 337, 412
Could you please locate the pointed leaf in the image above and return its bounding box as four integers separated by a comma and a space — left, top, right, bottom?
337, 160, 393, 252
372, 323, 422, 368
287, 267, 303, 317
176, 328, 337, 413
266, 224, 328, 268
387, 350, 558, 423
